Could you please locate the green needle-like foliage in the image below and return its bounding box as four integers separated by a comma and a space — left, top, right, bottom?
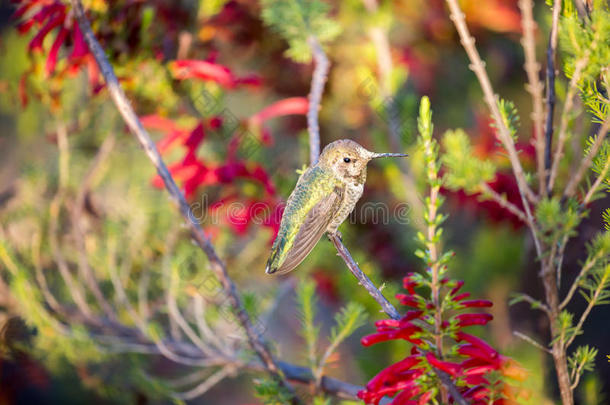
327, 302, 366, 357
254, 378, 295, 405
261, 0, 341, 62
296, 279, 320, 370
442, 129, 497, 193
568, 345, 598, 382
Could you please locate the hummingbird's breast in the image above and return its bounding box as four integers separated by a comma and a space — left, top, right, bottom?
326, 179, 364, 234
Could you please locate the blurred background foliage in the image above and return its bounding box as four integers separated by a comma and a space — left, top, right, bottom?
0, 0, 608, 404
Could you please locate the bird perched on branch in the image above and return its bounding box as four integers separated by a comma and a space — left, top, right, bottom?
265, 139, 407, 275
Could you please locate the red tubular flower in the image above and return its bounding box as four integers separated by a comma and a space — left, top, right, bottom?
452, 292, 471, 302
416, 391, 433, 405
456, 331, 498, 360
457, 344, 500, 366
365, 355, 421, 392
389, 384, 421, 405
402, 310, 424, 322
359, 379, 420, 405
361, 324, 423, 346
463, 385, 490, 400
403, 274, 420, 294
455, 313, 493, 327
425, 353, 460, 376
396, 294, 422, 308
460, 299, 493, 308
450, 280, 464, 295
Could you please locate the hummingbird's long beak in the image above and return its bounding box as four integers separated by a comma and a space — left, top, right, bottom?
370, 152, 408, 159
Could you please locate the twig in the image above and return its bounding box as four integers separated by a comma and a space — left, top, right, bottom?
565, 268, 609, 348
328, 234, 401, 320
72, 134, 117, 321
443, 0, 542, 259
583, 151, 610, 204
307, 36, 329, 166
513, 331, 552, 353
479, 183, 530, 225
175, 365, 235, 400
166, 258, 218, 358
363, 0, 426, 231
48, 121, 95, 321
514, 292, 552, 316
544, 0, 562, 194
570, 359, 586, 390
443, 0, 537, 204
31, 230, 67, 317
564, 117, 610, 199
193, 293, 233, 357
518, 0, 546, 194
69, 1, 300, 402
549, 52, 592, 191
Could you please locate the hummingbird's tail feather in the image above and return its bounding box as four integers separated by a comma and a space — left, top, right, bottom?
265, 240, 282, 274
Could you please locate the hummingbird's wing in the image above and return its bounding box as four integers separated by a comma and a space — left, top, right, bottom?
265, 167, 343, 275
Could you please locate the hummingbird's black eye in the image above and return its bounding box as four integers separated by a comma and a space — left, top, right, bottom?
343, 157, 351, 163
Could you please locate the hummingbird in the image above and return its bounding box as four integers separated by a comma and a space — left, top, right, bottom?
265, 139, 407, 275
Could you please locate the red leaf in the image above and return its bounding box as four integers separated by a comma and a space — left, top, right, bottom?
185, 123, 206, 150
45, 26, 68, 75
249, 97, 308, 126
169, 59, 260, 89
141, 114, 179, 133
19, 73, 29, 107
28, 12, 65, 52
70, 24, 89, 60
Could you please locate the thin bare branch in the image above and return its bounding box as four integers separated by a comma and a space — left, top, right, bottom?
307, 37, 329, 166
363, 0, 426, 231
583, 151, 609, 204
514, 331, 552, 353
72, 134, 117, 321
564, 117, 610, 199
175, 365, 235, 400
328, 234, 401, 320
549, 52, 591, 191
166, 258, 219, 358
479, 183, 531, 225
31, 230, 67, 316
48, 122, 95, 321
566, 269, 609, 348
518, 0, 546, 194
69, 1, 300, 401
443, 0, 542, 261
513, 292, 552, 315
444, 0, 537, 204
544, 0, 562, 194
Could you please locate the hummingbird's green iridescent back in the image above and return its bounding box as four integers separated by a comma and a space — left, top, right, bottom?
265, 165, 342, 274
265, 139, 407, 275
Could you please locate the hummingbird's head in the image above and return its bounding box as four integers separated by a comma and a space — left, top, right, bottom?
318, 139, 407, 181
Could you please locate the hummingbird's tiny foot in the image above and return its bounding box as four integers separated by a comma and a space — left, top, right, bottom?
327, 231, 343, 242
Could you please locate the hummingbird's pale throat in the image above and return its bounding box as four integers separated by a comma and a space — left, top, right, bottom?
265, 139, 407, 275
